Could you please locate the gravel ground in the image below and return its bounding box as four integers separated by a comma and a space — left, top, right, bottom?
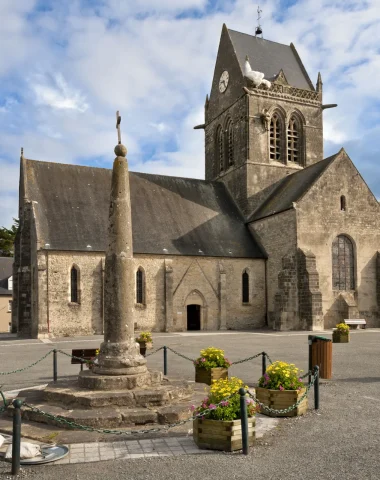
0, 329, 379, 479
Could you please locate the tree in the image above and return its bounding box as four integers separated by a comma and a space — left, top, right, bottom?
0, 218, 19, 257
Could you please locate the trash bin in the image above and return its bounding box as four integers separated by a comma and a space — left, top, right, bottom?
308, 335, 332, 379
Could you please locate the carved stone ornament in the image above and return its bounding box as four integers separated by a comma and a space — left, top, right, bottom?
261, 108, 271, 131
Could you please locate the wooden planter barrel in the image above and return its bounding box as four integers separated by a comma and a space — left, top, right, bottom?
193, 417, 255, 452
332, 331, 349, 343
255, 387, 308, 417
195, 367, 228, 385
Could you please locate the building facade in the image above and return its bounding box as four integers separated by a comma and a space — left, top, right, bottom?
12, 25, 380, 338
0, 257, 13, 332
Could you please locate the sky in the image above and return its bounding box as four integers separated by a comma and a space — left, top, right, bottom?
1, 0, 380, 228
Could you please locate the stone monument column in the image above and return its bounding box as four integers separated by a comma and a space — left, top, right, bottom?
93, 122, 147, 376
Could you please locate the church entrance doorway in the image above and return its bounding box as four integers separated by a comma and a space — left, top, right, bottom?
187, 304, 201, 331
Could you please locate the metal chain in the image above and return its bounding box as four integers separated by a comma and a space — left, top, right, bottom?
0, 389, 7, 413
145, 346, 164, 357
248, 370, 317, 415
264, 352, 273, 364
22, 393, 236, 436
166, 347, 195, 363
0, 349, 54, 375
231, 352, 262, 365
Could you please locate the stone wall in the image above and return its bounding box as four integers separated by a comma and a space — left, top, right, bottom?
248, 209, 297, 326
32, 252, 266, 337
296, 152, 380, 328
44, 251, 104, 337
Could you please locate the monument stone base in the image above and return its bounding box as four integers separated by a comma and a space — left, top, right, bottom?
14, 371, 194, 430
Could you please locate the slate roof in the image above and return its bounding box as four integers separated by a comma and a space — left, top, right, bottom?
24, 160, 265, 258
228, 29, 314, 91
248, 153, 339, 222
0, 257, 13, 294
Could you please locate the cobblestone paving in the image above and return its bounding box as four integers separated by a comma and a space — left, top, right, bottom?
55, 437, 215, 464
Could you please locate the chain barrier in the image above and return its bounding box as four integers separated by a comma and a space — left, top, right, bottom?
264, 352, 273, 364
0, 390, 7, 413
22, 393, 236, 436
231, 352, 262, 365
0, 346, 276, 374
166, 347, 195, 363
247, 369, 317, 415
145, 346, 164, 357
0, 350, 54, 375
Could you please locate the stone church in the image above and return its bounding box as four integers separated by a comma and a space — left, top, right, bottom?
13, 25, 380, 338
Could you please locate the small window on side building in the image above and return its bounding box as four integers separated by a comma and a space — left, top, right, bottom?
242, 270, 249, 303
70, 266, 79, 303
340, 195, 346, 211
136, 267, 145, 305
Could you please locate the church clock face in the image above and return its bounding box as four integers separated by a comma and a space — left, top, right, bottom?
219, 70, 229, 93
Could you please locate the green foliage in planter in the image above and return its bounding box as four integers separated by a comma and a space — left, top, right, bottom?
193, 347, 231, 370
335, 323, 350, 334
136, 331, 153, 343
192, 377, 258, 421
258, 361, 305, 391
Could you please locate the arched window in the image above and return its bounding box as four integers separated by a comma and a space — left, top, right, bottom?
270, 113, 283, 162
226, 120, 234, 167
215, 125, 224, 173
332, 235, 355, 290
70, 265, 79, 303
242, 270, 249, 303
340, 195, 346, 211
136, 267, 145, 304
287, 115, 301, 164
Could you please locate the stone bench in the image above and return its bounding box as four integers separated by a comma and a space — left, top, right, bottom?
344, 319, 366, 330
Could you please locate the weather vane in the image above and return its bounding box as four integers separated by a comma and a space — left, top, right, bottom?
255, 6, 263, 37
116, 110, 121, 145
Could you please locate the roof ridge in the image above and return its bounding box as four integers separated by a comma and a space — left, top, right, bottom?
26, 158, 213, 184
26, 158, 111, 172
227, 28, 291, 48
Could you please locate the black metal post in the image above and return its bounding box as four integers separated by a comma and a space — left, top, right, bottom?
314, 365, 320, 410
11, 399, 23, 476
308, 336, 313, 384
239, 388, 249, 455
163, 346, 168, 376
53, 349, 58, 383
261, 352, 267, 376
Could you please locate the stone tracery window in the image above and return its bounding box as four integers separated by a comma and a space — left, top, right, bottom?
242, 270, 249, 303
226, 120, 234, 167
269, 113, 283, 162
70, 265, 79, 303
287, 115, 301, 164
332, 235, 355, 290
215, 125, 224, 173
136, 267, 145, 305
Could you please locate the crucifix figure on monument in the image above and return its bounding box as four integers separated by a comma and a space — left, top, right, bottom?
116, 110, 122, 145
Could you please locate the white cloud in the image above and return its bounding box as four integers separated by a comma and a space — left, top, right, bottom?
31, 73, 89, 112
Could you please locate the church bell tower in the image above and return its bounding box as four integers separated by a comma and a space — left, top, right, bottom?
201, 24, 324, 218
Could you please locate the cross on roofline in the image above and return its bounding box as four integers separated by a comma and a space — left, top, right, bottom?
116, 111, 121, 145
